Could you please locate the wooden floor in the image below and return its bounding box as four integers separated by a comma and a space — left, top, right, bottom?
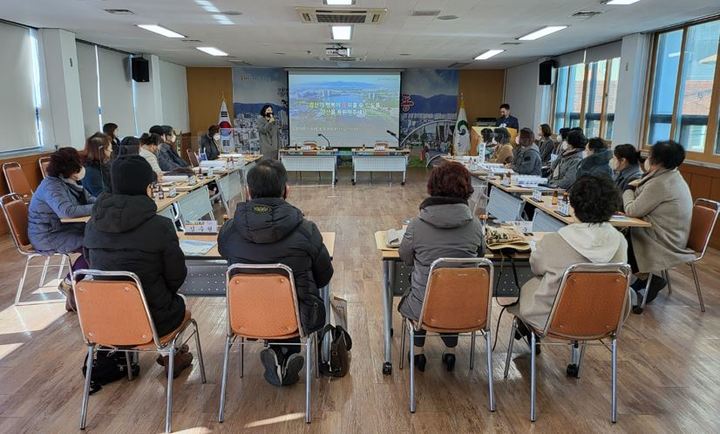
0, 167, 719, 433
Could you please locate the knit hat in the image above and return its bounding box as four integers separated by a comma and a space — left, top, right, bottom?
111, 156, 156, 195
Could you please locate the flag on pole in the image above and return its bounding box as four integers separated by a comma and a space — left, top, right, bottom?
218, 98, 234, 153
453, 94, 470, 156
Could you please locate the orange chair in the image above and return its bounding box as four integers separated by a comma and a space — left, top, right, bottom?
0, 193, 70, 305
503, 263, 631, 423
73, 269, 206, 433
38, 156, 51, 179
218, 263, 318, 424
3, 162, 34, 203
186, 148, 200, 168
399, 258, 496, 414
637, 198, 720, 313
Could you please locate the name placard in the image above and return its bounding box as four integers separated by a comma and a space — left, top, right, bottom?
184, 220, 218, 234
532, 189, 543, 202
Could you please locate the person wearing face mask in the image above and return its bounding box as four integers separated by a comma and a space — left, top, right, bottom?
257, 104, 280, 160
610, 144, 643, 192
576, 137, 613, 180
28, 147, 96, 311
199, 125, 221, 161
622, 140, 694, 307
83, 156, 194, 377
547, 130, 586, 189
154, 125, 191, 172
82, 132, 114, 197
512, 127, 542, 176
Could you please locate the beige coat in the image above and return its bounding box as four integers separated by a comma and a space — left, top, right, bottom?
491, 143, 514, 165
512, 225, 628, 331
622, 168, 695, 273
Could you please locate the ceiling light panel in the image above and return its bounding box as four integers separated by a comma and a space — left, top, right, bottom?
475, 49, 504, 60
196, 46, 228, 56
331, 25, 352, 40
137, 24, 185, 38
518, 25, 568, 41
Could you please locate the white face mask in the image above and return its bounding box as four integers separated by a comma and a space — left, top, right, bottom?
582, 151, 589, 159
75, 167, 86, 181
213, 134, 221, 141
562, 141, 570, 151
644, 158, 651, 172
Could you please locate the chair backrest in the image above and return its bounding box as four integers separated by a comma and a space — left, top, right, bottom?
175, 185, 214, 224
72, 270, 160, 347
225, 263, 303, 339
2, 162, 33, 201
687, 198, 720, 260
38, 157, 51, 179
0, 193, 33, 253
418, 258, 494, 333
544, 263, 631, 340
186, 149, 200, 167
487, 187, 524, 222
216, 170, 244, 216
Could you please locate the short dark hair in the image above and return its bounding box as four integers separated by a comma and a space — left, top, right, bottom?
82, 132, 112, 164
650, 140, 685, 169
260, 104, 273, 116
247, 160, 288, 198
208, 125, 219, 135
47, 147, 83, 178
499, 103, 510, 110
519, 128, 535, 147
587, 137, 608, 152
569, 176, 620, 224
480, 128, 494, 143
613, 144, 641, 165
102, 123, 118, 135
567, 130, 588, 149
139, 132, 162, 147
540, 124, 552, 138
494, 127, 510, 144
559, 127, 570, 141
427, 162, 474, 200
162, 125, 174, 136
149, 125, 165, 136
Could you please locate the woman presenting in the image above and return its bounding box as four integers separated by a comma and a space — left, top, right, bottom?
257, 104, 279, 160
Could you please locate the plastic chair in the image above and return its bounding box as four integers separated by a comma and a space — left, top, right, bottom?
503, 263, 631, 422
72, 269, 206, 433
186, 149, 200, 168
0, 193, 69, 305
38, 156, 51, 179
399, 258, 496, 414
216, 170, 245, 217
175, 185, 214, 225
218, 263, 318, 424
3, 162, 34, 203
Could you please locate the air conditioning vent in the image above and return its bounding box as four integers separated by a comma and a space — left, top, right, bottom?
411, 10, 441, 17
104, 9, 134, 15
448, 62, 472, 69
182, 39, 202, 43
297, 7, 387, 24
572, 11, 602, 19
319, 56, 365, 62
502, 42, 522, 46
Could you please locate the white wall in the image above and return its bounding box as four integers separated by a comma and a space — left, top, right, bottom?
134, 55, 163, 135
159, 60, 189, 132
504, 60, 551, 130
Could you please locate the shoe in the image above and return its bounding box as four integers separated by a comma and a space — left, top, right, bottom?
645, 275, 667, 305
408, 352, 426, 372
58, 279, 76, 312
442, 353, 456, 372
160, 351, 193, 379
260, 348, 283, 387
156, 344, 189, 367
514, 321, 530, 341
281, 354, 304, 386
631, 278, 647, 292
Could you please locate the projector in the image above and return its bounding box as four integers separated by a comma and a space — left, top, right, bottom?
325, 46, 351, 57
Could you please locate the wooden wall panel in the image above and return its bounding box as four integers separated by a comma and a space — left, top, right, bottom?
458, 70, 505, 124
679, 163, 720, 248
0, 152, 52, 234
186, 67, 234, 139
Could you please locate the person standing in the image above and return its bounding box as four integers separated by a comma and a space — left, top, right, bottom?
257, 104, 280, 160
495, 104, 519, 130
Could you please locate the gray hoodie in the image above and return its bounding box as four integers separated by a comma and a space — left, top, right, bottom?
398, 197, 485, 321
512, 144, 542, 176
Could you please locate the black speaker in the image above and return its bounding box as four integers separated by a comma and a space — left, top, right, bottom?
539, 60, 556, 86
131, 57, 150, 82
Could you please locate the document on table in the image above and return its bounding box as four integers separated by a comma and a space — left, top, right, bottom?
385, 228, 406, 248
180, 240, 217, 256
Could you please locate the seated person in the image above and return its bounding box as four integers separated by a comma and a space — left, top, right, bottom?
138, 133, 163, 180
552, 127, 570, 158
546, 130, 586, 189
398, 162, 484, 372
611, 144, 643, 192
28, 147, 95, 310
199, 125, 221, 161
537, 123, 555, 164
479, 127, 495, 159
623, 140, 695, 304
512, 127, 542, 176
151, 125, 190, 172
511, 176, 628, 340
82, 132, 113, 197
218, 160, 333, 386
118, 136, 140, 157
83, 156, 193, 377
489, 127, 514, 165
576, 137, 612, 180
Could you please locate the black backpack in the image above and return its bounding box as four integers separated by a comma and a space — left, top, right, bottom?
81, 348, 140, 394
317, 325, 352, 377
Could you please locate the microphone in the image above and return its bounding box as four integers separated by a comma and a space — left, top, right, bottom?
317, 133, 330, 149
386, 130, 398, 138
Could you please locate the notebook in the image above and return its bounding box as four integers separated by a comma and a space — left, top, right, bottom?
385, 228, 406, 248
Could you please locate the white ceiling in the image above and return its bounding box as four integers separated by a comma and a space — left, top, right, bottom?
2, 0, 718, 69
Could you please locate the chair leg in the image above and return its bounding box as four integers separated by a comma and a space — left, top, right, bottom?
399, 321, 406, 370
664, 269, 673, 295
191, 320, 207, 383
485, 330, 496, 412
164, 347, 175, 433
218, 335, 232, 423
530, 332, 537, 422
239, 337, 244, 378
15, 256, 33, 305
305, 334, 313, 424
639, 274, 653, 310
38, 256, 50, 287
57, 254, 68, 280
470, 331, 476, 370
690, 263, 706, 312
80, 344, 95, 430
409, 324, 416, 413
125, 351, 133, 381
576, 343, 586, 378
610, 337, 618, 423
314, 334, 320, 379
504, 319, 517, 379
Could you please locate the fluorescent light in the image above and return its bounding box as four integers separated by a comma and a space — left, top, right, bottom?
196, 46, 228, 56
605, 0, 641, 5
195, 0, 220, 12
137, 24, 185, 38
325, 0, 355, 5
213, 14, 234, 25
475, 49, 504, 60
331, 25, 352, 40
518, 25, 568, 41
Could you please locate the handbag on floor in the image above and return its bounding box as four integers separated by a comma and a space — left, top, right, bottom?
317, 324, 352, 378
81, 349, 140, 394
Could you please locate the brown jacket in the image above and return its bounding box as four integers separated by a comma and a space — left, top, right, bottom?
490, 143, 514, 165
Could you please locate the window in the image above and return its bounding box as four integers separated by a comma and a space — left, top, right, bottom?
567, 64, 585, 129
553, 66, 569, 130
584, 60, 607, 138
604, 58, 620, 140
644, 17, 720, 162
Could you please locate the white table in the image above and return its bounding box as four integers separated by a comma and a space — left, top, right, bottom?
280, 151, 338, 185
351, 150, 409, 185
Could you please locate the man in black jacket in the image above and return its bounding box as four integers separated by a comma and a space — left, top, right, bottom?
83, 156, 193, 377
218, 159, 333, 386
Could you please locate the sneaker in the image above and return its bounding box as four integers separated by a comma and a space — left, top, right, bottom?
58, 279, 76, 312
281, 353, 305, 386
260, 349, 283, 387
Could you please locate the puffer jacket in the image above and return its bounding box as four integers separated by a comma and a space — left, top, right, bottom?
157, 143, 190, 171
576, 149, 613, 180
547, 148, 583, 189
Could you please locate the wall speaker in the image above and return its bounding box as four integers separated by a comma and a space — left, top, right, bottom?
131, 57, 150, 82
539, 60, 556, 86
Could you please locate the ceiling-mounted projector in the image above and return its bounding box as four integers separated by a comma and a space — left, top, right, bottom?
325, 45, 351, 57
